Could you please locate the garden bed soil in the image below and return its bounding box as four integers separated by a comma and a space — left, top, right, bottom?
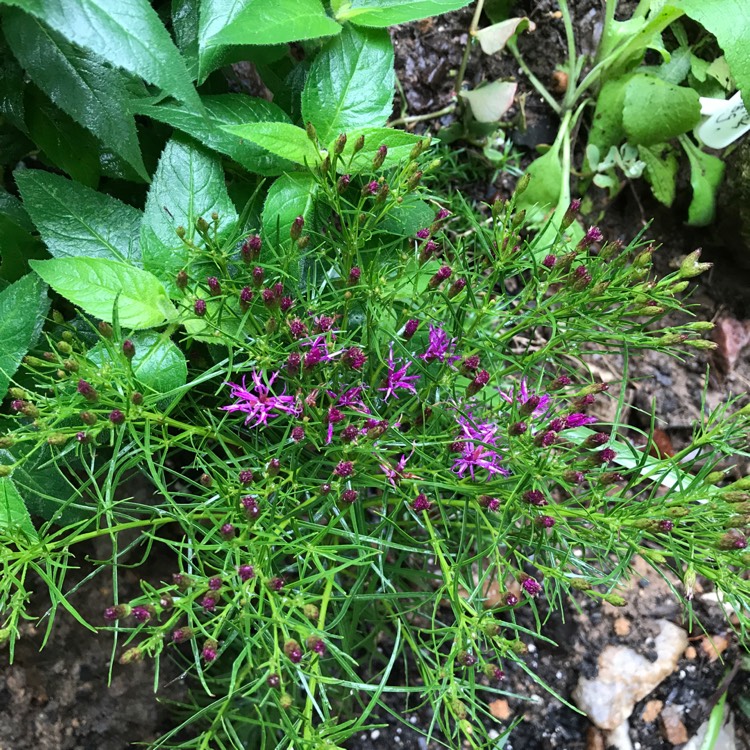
2, 2, 750, 748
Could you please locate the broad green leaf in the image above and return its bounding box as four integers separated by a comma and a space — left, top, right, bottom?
459, 81, 517, 123
622, 73, 700, 146
222, 122, 323, 167
88, 331, 187, 395
0, 197, 46, 284
0, 41, 26, 132
587, 77, 629, 154
333, 127, 426, 172
1, 445, 91, 525
301, 25, 395, 144
475, 18, 531, 55
515, 148, 563, 224
25, 87, 101, 186
135, 94, 294, 175
140, 139, 238, 294
172, 0, 199, 79
335, 0, 471, 26
15, 170, 142, 264
674, 0, 750, 110
199, 0, 341, 81
379, 195, 433, 237
262, 173, 318, 252
30, 257, 175, 329
1, 0, 200, 109
0, 273, 49, 401
682, 138, 724, 227
0, 477, 37, 542
638, 144, 678, 207
4, 11, 147, 180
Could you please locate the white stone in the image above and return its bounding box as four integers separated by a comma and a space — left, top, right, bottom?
573, 619, 687, 730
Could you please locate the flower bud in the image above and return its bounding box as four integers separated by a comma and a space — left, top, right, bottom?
77, 379, 98, 402
176, 270, 189, 289
337, 174, 351, 193
561, 198, 581, 230
98, 321, 113, 338
194, 299, 207, 317
122, 340, 135, 359
514, 173, 531, 196
372, 144, 388, 170
284, 639, 303, 664
290, 216, 304, 241
353, 135, 365, 153
678, 249, 712, 279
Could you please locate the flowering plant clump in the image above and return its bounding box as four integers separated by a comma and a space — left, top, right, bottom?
1, 135, 749, 748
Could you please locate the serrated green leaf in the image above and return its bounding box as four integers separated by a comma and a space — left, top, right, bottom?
172, 0, 199, 79
622, 73, 701, 146
302, 25, 394, 144
0, 477, 37, 542
674, 0, 750, 110
140, 139, 238, 294
379, 195, 433, 236
30, 257, 175, 329
1, 0, 200, 109
638, 144, 678, 207
261, 172, 318, 254
88, 331, 187, 395
199, 0, 341, 81
15, 170, 142, 264
335, 0, 471, 26
24, 87, 101, 186
3, 10, 147, 180
0, 41, 26, 132
135, 94, 294, 175
223, 122, 322, 167
683, 138, 724, 226
0, 189, 47, 283
0, 273, 49, 401
333, 127, 426, 172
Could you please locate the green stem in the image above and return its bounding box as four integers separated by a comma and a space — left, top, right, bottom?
454, 0, 486, 99
557, 0, 579, 112
509, 41, 561, 115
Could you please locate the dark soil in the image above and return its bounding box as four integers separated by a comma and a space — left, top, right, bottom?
2, 2, 750, 749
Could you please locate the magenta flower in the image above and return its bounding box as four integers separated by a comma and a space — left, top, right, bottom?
499, 378, 550, 418
564, 412, 598, 429
379, 344, 420, 400
222, 370, 299, 428
328, 386, 370, 414
456, 412, 498, 446
300, 335, 338, 366
379, 450, 419, 487
420, 324, 458, 363
452, 442, 507, 481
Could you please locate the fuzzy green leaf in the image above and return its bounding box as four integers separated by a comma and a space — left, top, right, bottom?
88, 331, 187, 395
335, 0, 471, 26
222, 122, 322, 167
135, 94, 294, 175
587, 77, 630, 155
199, 0, 341, 81
0, 0, 200, 108
302, 25, 395, 144
15, 170, 142, 264
683, 138, 725, 227
140, 139, 238, 294
0, 273, 49, 401
3, 10, 147, 180
30, 257, 175, 329
622, 73, 701, 146
674, 0, 750, 110
638, 144, 678, 207
0, 477, 37, 542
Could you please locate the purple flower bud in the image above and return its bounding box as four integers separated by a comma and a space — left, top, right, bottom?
537, 515, 556, 528
240, 287, 254, 310
542, 254, 557, 269
280, 296, 293, 313
241, 496, 260, 520
288, 318, 308, 339
202, 642, 218, 662
290, 216, 304, 241
238, 564, 255, 581
334, 460, 354, 477
457, 651, 477, 667
519, 395, 541, 416
561, 198, 581, 230
348, 266, 361, 284
479, 495, 500, 512
504, 593, 519, 606
267, 673, 281, 688
131, 605, 152, 623
194, 299, 207, 317
220, 523, 235, 539
578, 225, 603, 249
252, 266, 264, 286
549, 375, 572, 390
584, 432, 609, 448
341, 425, 359, 443
201, 595, 217, 612
122, 340, 135, 359
307, 636, 327, 656
403, 318, 419, 340
284, 639, 303, 663
447, 277, 466, 298
429, 265, 452, 289
320, 483, 332, 496
267, 458, 281, 476
286, 352, 301, 374
208, 576, 222, 591
435, 208, 451, 220
172, 627, 194, 643
337, 174, 351, 193
597, 448, 616, 464
521, 578, 542, 597
76, 431, 88, 443
572, 265, 592, 289
291, 426, 305, 442
534, 430, 557, 447
261, 288, 275, 306
340, 488, 358, 504
547, 418, 565, 432
416, 228, 431, 240
419, 239, 439, 263
239, 470, 253, 484
343, 347, 367, 370
509, 421, 528, 436
207, 276, 221, 296
241, 234, 262, 262
658, 519, 674, 532
564, 413, 596, 428
372, 144, 388, 169
109, 409, 125, 425
524, 489, 547, 506
77, 379, 98, 402
412, 493, 431, 512
563, 470, 586, 484
269, 577, 285, 592
103, 604, 130, 622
